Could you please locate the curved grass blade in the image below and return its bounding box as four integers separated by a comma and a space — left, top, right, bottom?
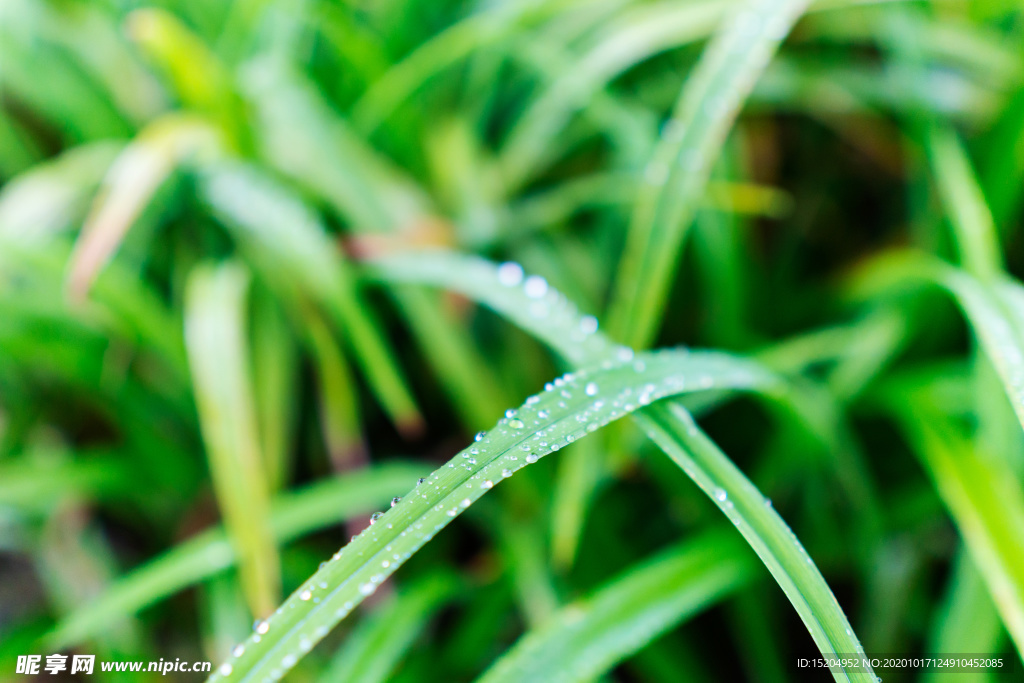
0, 142, 122, 242
367, 250, 873, 681
479, 529, 754, 683
500, 0, 730, 188
66, 114, 221, 299
847, 251, 1024, 433
607, 0, 810, 348
47, 464, 424, 650
185, 262, 280, 618
209, 348, 777, 682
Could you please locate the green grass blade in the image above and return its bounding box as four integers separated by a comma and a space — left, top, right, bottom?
209, 348, 776, 682
499, 0, 729, 188
46, 464, 424, 650
606, 0, 810, 348
636, 402, 868, 678
185, 261, 280, 618
848, 252, 1024, 433
925, 125, 1003, 281
479, 529, 754, 683
367, 251, 873, 681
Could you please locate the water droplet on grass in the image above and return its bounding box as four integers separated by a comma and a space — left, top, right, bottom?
524, 275, 548, 298
497, 262, 523, 286
585, 382, 598, 396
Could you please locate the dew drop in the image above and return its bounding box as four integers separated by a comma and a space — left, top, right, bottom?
509, 419, 525, 429
391, 497, 401, 507
580, 315, 598, 334
524, 275, 548, 299
299, 589, 312, 601
585, 382, 599, 396
526, 454, 539, 464
417, 477, 426, 485
255, 620, 270, 635
713, 488, 728, 502
502, 468, 513, 478
232, 645, 244, 658
497, 262, 524, 286
481, 480, 494, 489
474, 432, 486, 442
219, 664, 233, 676
369, 512, 383, 524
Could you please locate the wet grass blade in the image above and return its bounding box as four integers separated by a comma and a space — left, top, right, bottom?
607, 0, 810, 348
479, 529, 754, 683
185, 261, 280, 618
209, 348, 777, 682
46, 464, 424, 650
367, 251, 873, 682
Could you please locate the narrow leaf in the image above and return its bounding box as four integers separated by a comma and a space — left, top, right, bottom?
185, 262, 280, 618
607, 0, 810, 348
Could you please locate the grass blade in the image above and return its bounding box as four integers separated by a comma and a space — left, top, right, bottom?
607, 0, 810, 348
848, 252, 1024, 433
66, 114, 221, 299
479, 529, 754, 683
210, 348, 777, 682
367, 251, 873, 681
925, 125, 1002, 281
185, 261, 280, 618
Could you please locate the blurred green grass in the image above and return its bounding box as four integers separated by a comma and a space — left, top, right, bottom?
1, 0, 1024, 681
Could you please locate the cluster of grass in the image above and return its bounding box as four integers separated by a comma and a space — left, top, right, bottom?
1, 0, 1024, 681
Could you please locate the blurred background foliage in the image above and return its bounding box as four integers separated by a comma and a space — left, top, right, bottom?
1, 0, 1024, 680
